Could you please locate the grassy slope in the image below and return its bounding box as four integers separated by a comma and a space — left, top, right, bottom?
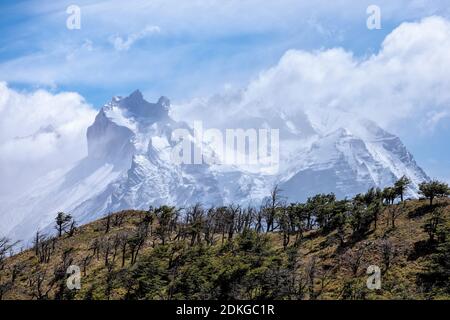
1, 199, 449, 300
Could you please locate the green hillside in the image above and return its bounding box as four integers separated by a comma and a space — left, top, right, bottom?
1, 185, 449, 300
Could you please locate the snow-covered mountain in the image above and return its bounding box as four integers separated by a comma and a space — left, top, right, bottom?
1, 90, 428, 242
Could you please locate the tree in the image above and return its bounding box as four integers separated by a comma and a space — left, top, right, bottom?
103, 212, 112, 234
418, 218, 450, 296
89, 239, 101, 260
372, 198, 383, 231
120, 234, 129, 267
187, 204, 205, 246
349, 200, 372, 237
263, 185, 284, 232
309, 194, 336, 232
423, 209, 445, 242
67, 220, 77, 237
286, 203, 307, 244
334, 200, 349, 246
11, 261, 26, 284
81, 254, 93, 276
34, 234, 55, 263
394, 175, 411, 202
112, 211, 126, 228
203, 207, 218, 245
341, 245, 368, 276
382, 187, 397, 205
55, 212, 73, 237
128, 223, 148, 265
104, 262, 117, 300
52, 248, 75, 300
379, 239, 396, 272
28, 269, 53, 300
0, 237, 18, 272
419, 180, 449, 206
284, 248, 307, 299
305, 256, 317, 300
278, 205, 291, 249
226, 205, 240, 241
388, 202, 404, 229
155, 206, 177, 245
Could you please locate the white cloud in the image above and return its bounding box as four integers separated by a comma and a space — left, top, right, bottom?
109, 25, 161, 51
2, 0, 450, 97
0, 83, 96, 197
175, 16, 450, 134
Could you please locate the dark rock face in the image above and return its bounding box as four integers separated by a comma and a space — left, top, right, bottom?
86, 109, 135, 166
119, 90, 170, 120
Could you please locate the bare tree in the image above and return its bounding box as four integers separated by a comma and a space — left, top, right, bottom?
187, 204, 205, 246
29, 269, 53, 300
379, 239, 396, 272
67, 220, 77, 237
81, 254, 93, 276
103, 212, 112, 234
52, 248, 75, 299
226, 205, 240, 241
341, 243, 369, 277
315, 265, 336, 299
120, 234, 128, 267
278, 206, 291, 249
305, 256, 317, 300
35, 234, 56, 264
104, 262, 116, 300
89, 239, 101, 260
111, 234, 123, 264
388, 203, 403, 229
203, 207, 217, 246
11, 262, 26, 284
0, 237, 19, 271
102, 237, 111, 267
263, 185, 284, 232
128, 224, 148, 264
112, 212, 126, 228
255, 206, 263, 233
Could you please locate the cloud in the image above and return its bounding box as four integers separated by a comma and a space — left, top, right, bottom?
3, 0, 450, 97
109, 25, 161, 51
174, 16, 450, 134
0, 83, 96, 197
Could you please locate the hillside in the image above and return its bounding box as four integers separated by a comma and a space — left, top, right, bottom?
0, 196, 449, 300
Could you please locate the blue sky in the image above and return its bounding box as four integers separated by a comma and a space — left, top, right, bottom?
0, 0, 449, 181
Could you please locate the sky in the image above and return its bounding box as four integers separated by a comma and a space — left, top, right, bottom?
0, 0, 449, 186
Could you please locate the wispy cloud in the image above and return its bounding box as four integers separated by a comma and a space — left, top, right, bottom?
109, 25, 161, 51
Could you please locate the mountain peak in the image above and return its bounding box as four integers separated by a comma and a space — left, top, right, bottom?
158, 96, 170, 109
115, 90, 169, 120
129, 89, 143, 100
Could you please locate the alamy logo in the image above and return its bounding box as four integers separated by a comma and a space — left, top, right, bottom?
170, 121, 279, 171
66, 5, 81, 30
366, 5, 381, 30
366, 265, 381, 290
66, 265, 81, 290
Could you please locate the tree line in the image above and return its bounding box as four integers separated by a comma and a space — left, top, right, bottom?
0, 177, 448, 299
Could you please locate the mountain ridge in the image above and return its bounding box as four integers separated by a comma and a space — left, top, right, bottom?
1, 90, 429, 242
